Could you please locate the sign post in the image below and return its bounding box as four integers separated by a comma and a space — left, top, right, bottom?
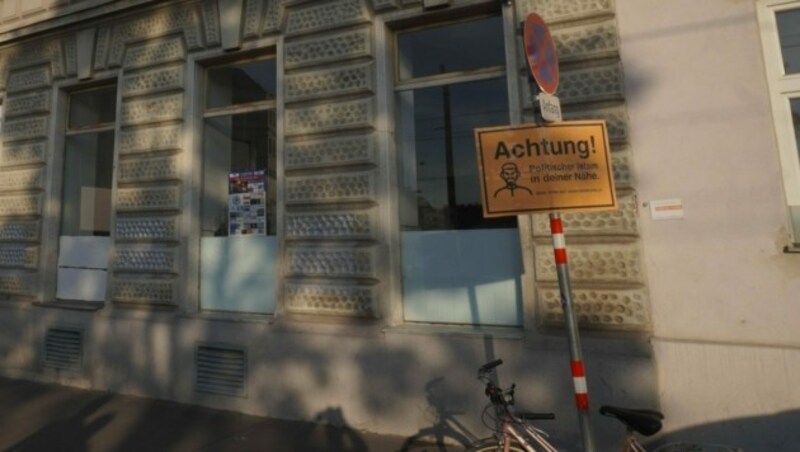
478, 13, 607, 452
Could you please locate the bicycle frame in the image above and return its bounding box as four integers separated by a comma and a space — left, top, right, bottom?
494, 408, 558, 452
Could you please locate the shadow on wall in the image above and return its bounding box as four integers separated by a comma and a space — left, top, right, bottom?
643, 409, 800, 452
399, 377, 479, 451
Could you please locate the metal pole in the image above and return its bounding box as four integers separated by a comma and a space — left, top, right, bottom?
528, 74, 595, 451
548, 213, 595, 452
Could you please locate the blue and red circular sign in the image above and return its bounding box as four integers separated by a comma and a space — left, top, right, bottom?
523, 13, 559, 95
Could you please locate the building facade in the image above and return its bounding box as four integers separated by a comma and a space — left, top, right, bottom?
0, 0, 796, 449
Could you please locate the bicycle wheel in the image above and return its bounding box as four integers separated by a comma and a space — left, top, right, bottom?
466, 437, 526, 452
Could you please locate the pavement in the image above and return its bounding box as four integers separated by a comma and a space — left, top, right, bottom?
0, 376, 466, 452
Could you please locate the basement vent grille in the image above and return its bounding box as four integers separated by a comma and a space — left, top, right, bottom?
43, 327, 83, 372
195, 344, 247, 397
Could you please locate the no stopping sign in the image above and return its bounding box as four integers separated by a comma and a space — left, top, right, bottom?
523, 13, 559, 95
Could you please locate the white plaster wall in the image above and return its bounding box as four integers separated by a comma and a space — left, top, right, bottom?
617, 0, 800, 345
617, 0, 800, 447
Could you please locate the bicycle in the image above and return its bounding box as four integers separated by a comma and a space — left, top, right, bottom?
466, 359, 559, 451
465, 359, 742, 452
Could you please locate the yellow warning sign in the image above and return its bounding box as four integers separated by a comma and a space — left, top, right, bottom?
474, 120, 617, 217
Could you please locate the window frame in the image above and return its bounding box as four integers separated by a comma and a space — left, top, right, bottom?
758, 0, 800, 246
193, 50, 280, 315
385, 5, 536, 328
41, 78, 120, 305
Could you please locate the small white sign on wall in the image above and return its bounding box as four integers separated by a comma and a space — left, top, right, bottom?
650, 198, 684, 220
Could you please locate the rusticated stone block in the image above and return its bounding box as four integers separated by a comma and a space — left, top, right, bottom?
121, 94, 184, 126
0, 195, 41, 216
285, 134, 375, 169
122, 65, 184, 98
7, 66, 51, 93
112, 277, 177, 305
0, 245, 38, 269
0, 143, 45, 168
518, 0, 613, 24
284, 63, 374, 103
0, 271, 35, 295
562, 105, 629, 145
0, 220, 40, 242
551, 19, 619, 63
104, 6, 203, 68
285, 0, 370, 37
118, 156, 180, 184
285, 172, 374, 204
535, 241, 643, 284
285, 98, 373, 136
532, 193, 638, 237
284, 28, 372, 69
4, 91, 50, 117
286, 246, 377, 278
119, 125, 183, 155
522, 63, 624, 106
371, 0, 399, 11
122, 37, 187, 70
285, 209, 376, 240
116, 186, 181, 212
0, 168, 44, 192
2, 117, 48, 143
538, 286, 649, 330
261, 0, 283, 34
202, 0, 221, 46
285, 281, 377, 317
116, 216, 179, 241
114, 246, 178, 273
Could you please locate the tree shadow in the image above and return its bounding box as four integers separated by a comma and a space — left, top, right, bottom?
645, 409, 800, 452
5, 394, 114, 452
399, 377, 478, 452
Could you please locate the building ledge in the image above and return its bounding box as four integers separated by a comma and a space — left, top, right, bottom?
34, 300, 105, 311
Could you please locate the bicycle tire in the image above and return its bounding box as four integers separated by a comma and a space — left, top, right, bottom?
466, 437, 526, 452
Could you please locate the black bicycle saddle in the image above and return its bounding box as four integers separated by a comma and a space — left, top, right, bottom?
599, 405, 664, 436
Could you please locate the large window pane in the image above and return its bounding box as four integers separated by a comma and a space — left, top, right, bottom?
206, 59, 277, 109
68, 86, 116, 129
399, 77, 514, 230
61, 131, 114, 236
397, 16, 504, 80
201, 56, 278, 315
202, 110, 277, 237
777, 9, 800, 74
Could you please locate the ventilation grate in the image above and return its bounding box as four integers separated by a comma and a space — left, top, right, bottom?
43, 327, 83, 372
195, 344, 247, 397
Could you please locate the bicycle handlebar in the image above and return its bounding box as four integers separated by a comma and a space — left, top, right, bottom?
479, 359, 503, 374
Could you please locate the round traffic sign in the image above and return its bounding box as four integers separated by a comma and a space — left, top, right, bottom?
523, 13, 559, 95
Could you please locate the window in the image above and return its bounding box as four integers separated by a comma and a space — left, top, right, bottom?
56, 85, 117, 302
395, 15, 523, 325
199, 57, 278, 314
759, 1, 800, 246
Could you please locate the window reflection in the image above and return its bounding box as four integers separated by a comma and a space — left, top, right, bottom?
206, 59, 277, 109
403, 78, 513, 230
397, 16, 505, 80
777, 9, 800, 74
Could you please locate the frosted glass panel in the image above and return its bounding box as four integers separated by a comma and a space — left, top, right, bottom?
402, 229, 522, 326
201, 235, 277, 313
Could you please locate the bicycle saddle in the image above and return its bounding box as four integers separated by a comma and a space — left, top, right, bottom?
599, 406, 664, 436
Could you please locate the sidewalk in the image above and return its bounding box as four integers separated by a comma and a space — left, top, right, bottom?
0, 376, 464, 452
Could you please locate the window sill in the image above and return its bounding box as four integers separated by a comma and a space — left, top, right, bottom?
34, 300, 105, 311
784, 245, 800, 254
383, 323, 524, 340
179, 311, 275, 325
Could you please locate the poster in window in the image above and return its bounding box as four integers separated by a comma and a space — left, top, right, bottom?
228, 170, 267, 236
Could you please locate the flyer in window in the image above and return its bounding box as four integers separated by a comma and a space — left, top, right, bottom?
228, 170, 266, 236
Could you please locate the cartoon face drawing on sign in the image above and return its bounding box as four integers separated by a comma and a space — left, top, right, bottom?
494, 162, 532, 198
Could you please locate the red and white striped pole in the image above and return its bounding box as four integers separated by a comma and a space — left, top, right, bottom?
550, 213, 595, 451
